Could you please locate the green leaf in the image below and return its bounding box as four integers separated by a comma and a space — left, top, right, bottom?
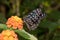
15, 29, 38, 40
0, 24, 8, 30
15, 29, 30, 39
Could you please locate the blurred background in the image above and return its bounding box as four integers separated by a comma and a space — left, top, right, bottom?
0, 0, 60, 40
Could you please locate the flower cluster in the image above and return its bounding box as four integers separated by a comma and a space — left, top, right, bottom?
0, 30, 18, 40
6, 16, 23, 30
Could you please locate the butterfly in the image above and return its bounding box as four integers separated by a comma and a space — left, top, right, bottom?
23, 8, 45, 30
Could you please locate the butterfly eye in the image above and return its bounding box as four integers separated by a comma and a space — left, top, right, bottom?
40, 14, 43, 16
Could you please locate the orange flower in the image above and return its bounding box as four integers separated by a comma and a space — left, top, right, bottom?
6, 16, 23, 30
0, 34, 3, 40
0, 30, 18, 40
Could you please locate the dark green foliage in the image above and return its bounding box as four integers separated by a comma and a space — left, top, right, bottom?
0, 13, 6, 23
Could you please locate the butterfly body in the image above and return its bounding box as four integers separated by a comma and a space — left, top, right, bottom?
23, 8, 45, 30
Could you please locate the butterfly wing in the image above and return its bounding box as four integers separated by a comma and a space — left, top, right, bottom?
23, 8, 45, 30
